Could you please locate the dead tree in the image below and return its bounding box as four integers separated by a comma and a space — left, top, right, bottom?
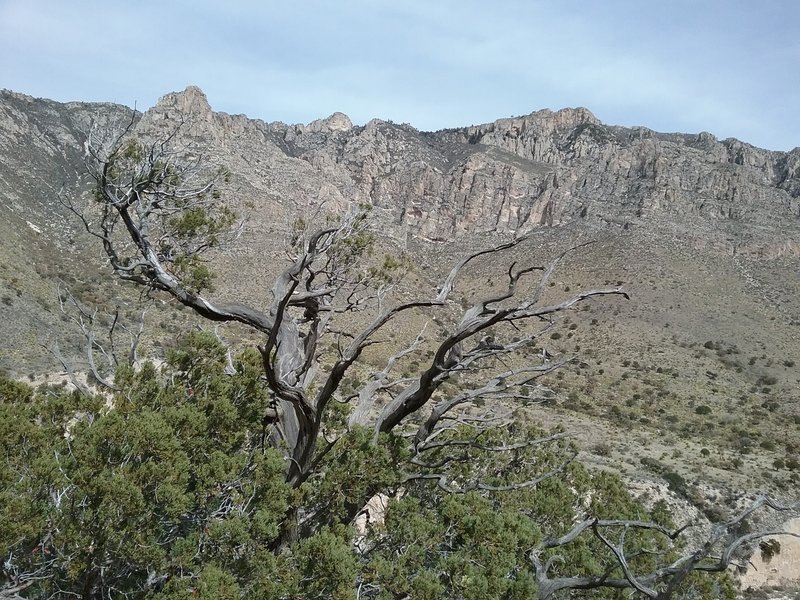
63, 119, 625, 491
43, 283, 146, 395
531, 496, 799, 599
60, 120, 798, 596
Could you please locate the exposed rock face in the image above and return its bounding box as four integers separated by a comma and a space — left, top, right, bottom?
305, 112, 353, 133
5, 84, 787, 251
0, 85, 799, 374
3, 84, 798, 242
86, 85, 796, 254
329, 112, 799, 249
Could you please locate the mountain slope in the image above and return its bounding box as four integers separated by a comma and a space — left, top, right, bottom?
1, 87, 798, 515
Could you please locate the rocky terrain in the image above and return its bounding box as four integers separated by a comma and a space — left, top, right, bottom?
1, 86, 799, 594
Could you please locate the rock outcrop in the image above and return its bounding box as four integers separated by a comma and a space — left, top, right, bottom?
1, 85, 799, 374
4, 84, 798, 250
108, 86, 798, 254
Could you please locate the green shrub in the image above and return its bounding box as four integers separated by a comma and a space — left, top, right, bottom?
663, 471, 688, 495
760, 440, 777, 451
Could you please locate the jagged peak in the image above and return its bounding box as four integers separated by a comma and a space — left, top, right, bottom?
517, 106, 600, 128
456, 106, 602, 139
527, 106, 598, 121
1, 89, 36, 103
558, 106, 598, 121
153, 85, 212, 116
306, 111, 353, 133
365, 117, 387, 130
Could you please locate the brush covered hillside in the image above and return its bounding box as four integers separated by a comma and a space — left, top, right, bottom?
1, 86, 800, 590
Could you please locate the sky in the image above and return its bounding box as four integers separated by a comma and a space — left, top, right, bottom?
1, 0, 798, 151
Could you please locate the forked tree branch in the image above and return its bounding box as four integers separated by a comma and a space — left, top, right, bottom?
404, 451, 577, 494
44, 285, 147, 392
530, 495, 800, 599
76, 120, 631, 509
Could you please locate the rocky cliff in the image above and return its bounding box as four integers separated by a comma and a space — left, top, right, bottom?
1, 85, 799, 378
99, 86, 800, 253
4, 84, 798, 248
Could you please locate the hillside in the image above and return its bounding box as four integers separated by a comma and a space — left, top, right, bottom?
1, 87, 799, 591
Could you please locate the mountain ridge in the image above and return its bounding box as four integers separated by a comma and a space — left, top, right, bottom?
1, 86, 799, 380
5, 85, 797, 247
135, 86, 800, 250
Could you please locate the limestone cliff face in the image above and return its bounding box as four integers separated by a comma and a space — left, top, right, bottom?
2, 86, 798, 259
161, 89, 791, 252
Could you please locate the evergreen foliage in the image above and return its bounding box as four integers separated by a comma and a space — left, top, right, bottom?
1, 334, 736, 599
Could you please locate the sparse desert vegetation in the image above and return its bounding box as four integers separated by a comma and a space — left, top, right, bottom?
1, 87, 799, 598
